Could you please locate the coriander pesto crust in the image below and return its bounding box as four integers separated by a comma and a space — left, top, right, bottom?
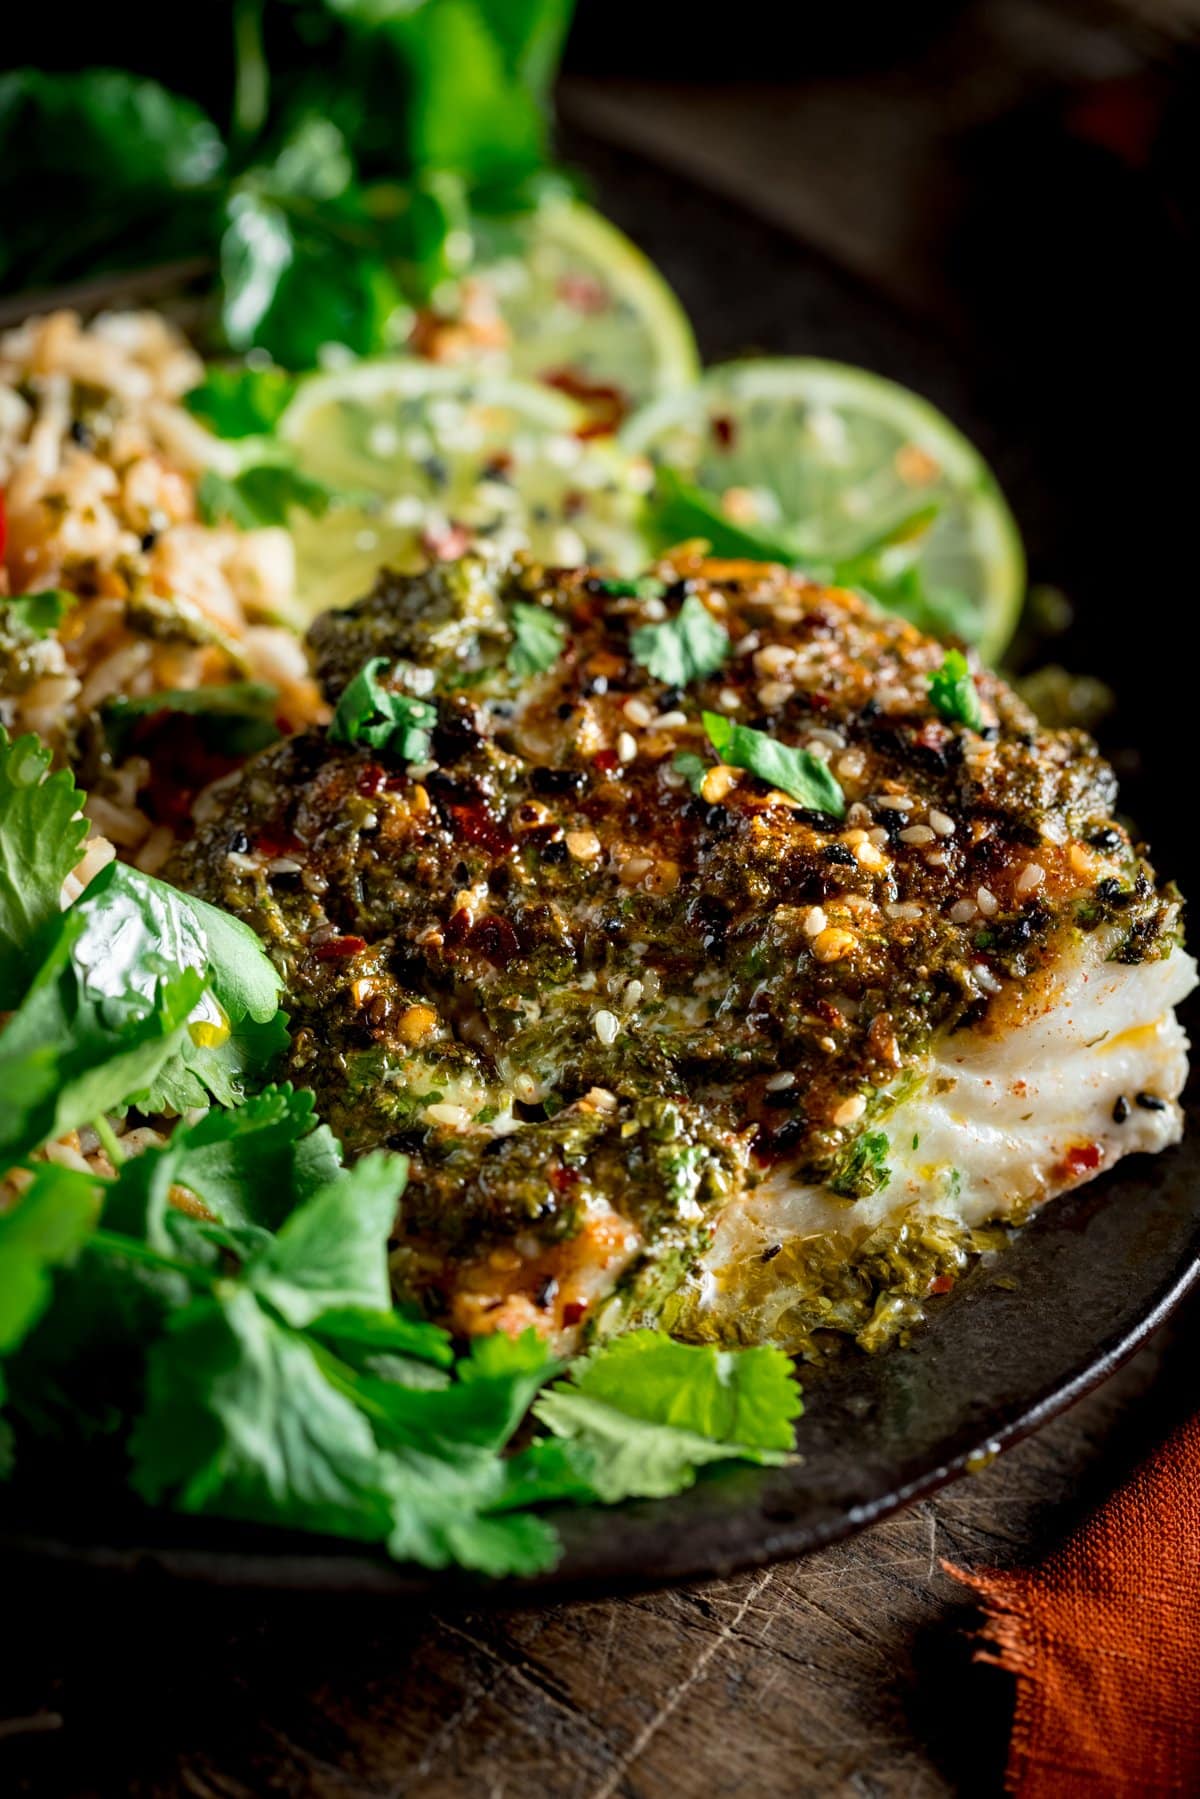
167, 552, 1192, 1350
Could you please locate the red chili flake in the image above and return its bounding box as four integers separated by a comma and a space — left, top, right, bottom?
421, 523, 472, 562
466, 913, 520, 968
254, 828, 305, 859
551, 1162, 580, 1192
915, 720, 952, 754
556, 272, 610, 314
542, 367, 627, 433
356, 762, 386, 797
445, 799, 511, 856
592, 749, 619, 774
313, 934, 366, 961
927, 1274, 955, 1297
445, 906, 472, 948
711, 414, 736, 449
561, 1300, 588, 1328
1066, 1142, 1103, 1175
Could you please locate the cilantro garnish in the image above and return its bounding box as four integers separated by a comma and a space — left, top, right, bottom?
928, 651, 983, 729
1, 589, 76, 640
196, 461, 339, 531
702, 712, 845, 817
829, 1130, 892, 1200
508, 601, 567, 677
329, 659, 437, 761
184, 365, 298, 439
630, 593, 728, 687
0, 728, 89, 1007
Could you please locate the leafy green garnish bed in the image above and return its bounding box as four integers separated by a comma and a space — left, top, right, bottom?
0, 727, 801, 1576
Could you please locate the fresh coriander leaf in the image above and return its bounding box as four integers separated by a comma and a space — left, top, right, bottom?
671, 751, 709, 795
593, 577, 667, 601
148, 1005, 290, 1114
630, 593, 728, 687
197, 462, 339, 530
309, 1306, 454, 1371
184, 365, 299, 439
131, 1287, 397, 1542
245, 1151, 409, 1328
0, 910, 205, 1164
829, 1129, 891, 1200
102, 683, 281, 763
1, 589, 76, 639
928, 650, 983, 728
0, 1165, 101, 1363
702, 712, 844, 817
648, 468, 801, 564
560, 1331, 800, 1452
0, 70, 224, 291
101, 1084, 343, 1249
508, 601, 566, 677
0, 728, 89, 1006
532, 1330, 800, 1504
329, 658, 437, 759
385, 1443, 560, 1576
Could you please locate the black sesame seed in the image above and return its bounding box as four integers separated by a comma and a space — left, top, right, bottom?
532, 765, 587, 797
541, 839, 568, 864
227, 830, 251, 855
762, 1089, 794, 1109
68, 418, 94, 448
1112, 1095, 1130, 1123
534, 1275, 559, 1308
1088, 827, 1122, 853
760, 1243, 783, 1263
556, 701, 575, 720
824, 844, 857, 866
139, 530, 159, 552
1136, 1091, 1167, 1112
659, 686, 684, 711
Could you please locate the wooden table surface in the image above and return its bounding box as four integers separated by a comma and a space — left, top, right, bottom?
4, 5, 1198, 1793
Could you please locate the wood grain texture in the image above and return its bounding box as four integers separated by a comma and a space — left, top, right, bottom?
3, 1305, 1197, 1799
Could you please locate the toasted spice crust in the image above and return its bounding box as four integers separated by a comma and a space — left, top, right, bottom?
167, 553, 1179, 1335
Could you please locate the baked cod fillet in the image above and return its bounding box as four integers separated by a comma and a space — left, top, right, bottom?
167, 553, 1194, 1355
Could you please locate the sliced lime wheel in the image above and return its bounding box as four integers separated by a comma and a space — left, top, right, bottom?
621, 358, 1025, 661
277, 360, 652, 622
414, 199, 699, 430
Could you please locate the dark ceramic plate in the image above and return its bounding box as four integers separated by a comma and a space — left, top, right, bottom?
2, 135, 1196, 1598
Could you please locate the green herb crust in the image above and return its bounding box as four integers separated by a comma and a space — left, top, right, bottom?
166, 551, 1178, 1343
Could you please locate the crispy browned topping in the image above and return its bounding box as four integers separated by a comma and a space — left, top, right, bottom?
167, 553, 1178, 1334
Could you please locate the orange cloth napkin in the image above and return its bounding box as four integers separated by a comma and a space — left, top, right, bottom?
947, 1413, 1200, 1796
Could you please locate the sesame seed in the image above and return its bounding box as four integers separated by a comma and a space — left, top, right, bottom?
899, 824, 936, 845
976, 886, 998, 917
853, 840, 887, 871
718, 687, 741, 711
565, 829, 601, 860
652, 710, 688, 729
426, 1101, 470, 1128
593, 1009, 620, 1046
925, 849, 950, 868
583, 1085, 618, 1112
1112, 1095, 1129, 1123
832, 1094, 867, 1127
617, 731, 637, 764
619, 856, 654, 885
868, 826, 890, 846
874, 795, 914, 812
846, 802, 872, 828
623, 697, 653, 727
512, 1073, 542, 1103
804, 739, 833, 763
884, 901, 924, 919
949, 899, 977, 923
803, 906, 828, 937
624, 979, 644, 1006
757, 680, 792, 709
1017, 863, 1046, 894
974, 964, 1003, 995
928, 809, 955, 836
765, 1071, 796, 1091
754, 643, 796, 676
837, 749, 866, 780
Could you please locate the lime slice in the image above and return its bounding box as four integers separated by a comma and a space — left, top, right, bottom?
621, 359, 1025, 662
278, 360, 652, 622
414, 200, 699, 430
